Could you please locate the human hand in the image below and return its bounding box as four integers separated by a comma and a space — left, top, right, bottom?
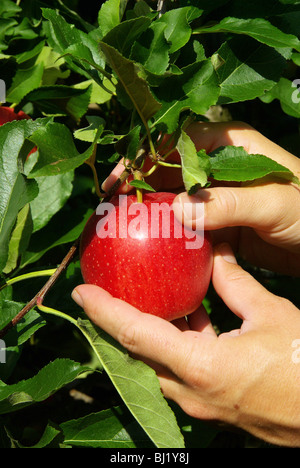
72, 242, 300, 447
172, 122, 300, 276
103, 121, 300, 276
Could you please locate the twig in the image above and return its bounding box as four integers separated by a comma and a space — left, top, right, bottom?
0, 239, 79, 339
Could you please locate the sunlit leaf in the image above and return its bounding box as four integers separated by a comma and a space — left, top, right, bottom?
99, 42, 161, 125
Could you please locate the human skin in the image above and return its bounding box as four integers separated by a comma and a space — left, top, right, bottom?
72, 122, 300, 446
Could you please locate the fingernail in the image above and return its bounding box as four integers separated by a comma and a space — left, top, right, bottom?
71, 288, 84, 308
217, 243, 237, 264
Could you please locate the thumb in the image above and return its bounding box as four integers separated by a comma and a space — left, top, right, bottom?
212, 243, 279, 325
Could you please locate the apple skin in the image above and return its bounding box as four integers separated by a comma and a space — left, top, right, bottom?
80, 192, 213, 321
0, 106, 31, 125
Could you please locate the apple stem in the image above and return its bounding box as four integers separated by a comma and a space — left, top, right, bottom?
156, 160, 181, 169
133, 170, 144, 203
36, 303, 78, 328
142, 164, 159, 178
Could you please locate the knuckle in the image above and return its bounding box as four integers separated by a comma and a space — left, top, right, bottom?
215, 188, 239, 219
117, 321, 138, 352
223, 265, 251, 285
271, 295, 293, 313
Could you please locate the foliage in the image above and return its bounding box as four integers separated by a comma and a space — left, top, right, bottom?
0, 0, 300, 448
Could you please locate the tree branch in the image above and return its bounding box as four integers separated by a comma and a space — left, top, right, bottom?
0, 239, 79, 339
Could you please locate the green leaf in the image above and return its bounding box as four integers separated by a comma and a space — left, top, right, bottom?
19, 205, 93, 269
33, 44, 70, 84
0, 296, 44, 343
24, 85, 92, 121
27, 121, 101, 177
99, 42, 161, 125
130, 21, 170, 75
3, 204, 33, 274
157, 7, 198, 54
60, 406, 154, 448
63, 42, 109, 87
43, 306, 184, 449
98, 0, 123, 37
101, 16, 151, 57
176, 131, 209, 194
197, 16, 300, 51
5, 308, 45, 348
23, 422, 61, 448
0, 299, 45, 381
216, 37, 288, 104
73, 78, 116, 105
260, 77, 300, 118
0, 0, 21, 18
73, 116, 105, 143
29, 171, 75, 232
0, 18, 17, 52
129, 179, 156, 192
75, 318, 185, 448
0, 119, 48, 273
11, 17, 39, 42
153, 60, 220, 133
0, 359, 90, 414
209, 146, 300, 183
115, 125, 141, 160
42, 8, 81, 56
6, 63, 44, 104
42, 8, 106, 83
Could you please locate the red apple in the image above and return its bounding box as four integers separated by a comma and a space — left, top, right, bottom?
80, 192, 212, 321
0, 106, 31, 125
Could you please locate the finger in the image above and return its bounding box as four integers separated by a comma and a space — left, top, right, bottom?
173, 185, 267, 231
171, 304, 216, 334
171, 317, 190, 331
172, 183, 299, 240
101, 158, 133, 195
186, 304, 216, 335
212, 243, 281, 325
157, 373, 217, 420
71, 284, 211, 380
